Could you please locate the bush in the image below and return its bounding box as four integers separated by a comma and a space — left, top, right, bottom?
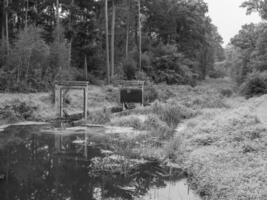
144, 84, 159, 103
208, 69, 225, 79
152, 101, 195, 127
144, 43, 197, 85
240, 72, 267, 98
123, 58, 137, 80
0, 100, 37, 122
88, 108, 110, 124
4, 26, 50, 92
220, 88, 233, 97
110, 116, 143, 129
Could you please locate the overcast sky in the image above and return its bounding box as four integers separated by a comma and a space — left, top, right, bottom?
204, 0, 262, 46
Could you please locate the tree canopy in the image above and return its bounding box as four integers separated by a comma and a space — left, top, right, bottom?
0, 0, 224, 91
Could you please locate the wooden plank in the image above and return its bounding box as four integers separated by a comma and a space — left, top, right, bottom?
56, 86, 89, 90
60, 88, 64, 118
55, 81, 89, 87
84, 87, 88, 120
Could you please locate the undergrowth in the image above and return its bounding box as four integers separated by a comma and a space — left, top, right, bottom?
168, 106, 267, 200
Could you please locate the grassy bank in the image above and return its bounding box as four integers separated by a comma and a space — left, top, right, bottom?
0, 78, 266, 199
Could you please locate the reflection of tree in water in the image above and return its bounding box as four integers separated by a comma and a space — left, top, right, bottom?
0, 125, 179, 200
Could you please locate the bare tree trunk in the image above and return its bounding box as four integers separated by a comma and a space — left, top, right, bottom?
125, 0, 130, 59
111, 0, 116, 79
84, 55, 88, 81
56, 0, 60, 43
5, 0, 9, 54
138, 0, 141, 71
25, 55, 31, 85
68, 38, 72, 69
1, 1, 5, 50
17, 56, 21, 83
105, 0, 110, 84
68, 0, 74, 68
25, 0, 29, 29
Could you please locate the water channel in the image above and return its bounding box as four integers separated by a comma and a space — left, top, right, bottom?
0, 123, 201, 200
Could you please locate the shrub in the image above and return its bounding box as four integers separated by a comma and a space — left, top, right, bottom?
135, 71, 149, 81
164, 136, 183, 160
144, 84, 159, 103
150, 126, 174, 140
123, 58, 137, 80
220, 88, 233, 97
152, 101, 195, 127
240, 72, 267, 98
0, 100, 37, 122
143, 43, 197, 85
208, 69, 225, 79
143, 114, 166, 129
110, 116, 143, 129
88, 108, 111, 124
4, 26, 50, 92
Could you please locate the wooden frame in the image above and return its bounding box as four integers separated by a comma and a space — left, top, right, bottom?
117, 80, 145, 107
55, 81, 89, 120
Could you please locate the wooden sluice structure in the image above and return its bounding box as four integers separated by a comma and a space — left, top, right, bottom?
55, 81, 89, 120
117, 80, 145, 108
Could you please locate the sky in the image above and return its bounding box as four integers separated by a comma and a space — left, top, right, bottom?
204, 0, 262, 46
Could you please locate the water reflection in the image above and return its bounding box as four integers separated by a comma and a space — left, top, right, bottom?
0, 124, 201, 200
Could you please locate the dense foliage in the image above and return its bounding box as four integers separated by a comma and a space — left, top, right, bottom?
225, 0, 267, 97
0, 0, 223, 92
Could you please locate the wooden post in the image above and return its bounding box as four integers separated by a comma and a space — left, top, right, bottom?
60, 88, 64, 118
84, 134, 88, 158
105, 0, 111, 84
141, 83, 144, 106
84, 86, 88, 120
54, 81, 88, 120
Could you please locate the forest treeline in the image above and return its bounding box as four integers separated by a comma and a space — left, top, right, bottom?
225, 0, 267, 97
0, 0, 224, 92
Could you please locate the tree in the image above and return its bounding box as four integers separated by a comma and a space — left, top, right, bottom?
241, 0, 267, 19
137, 0, 141, 71
111, 0, 116, 78
105, 0, 110, 84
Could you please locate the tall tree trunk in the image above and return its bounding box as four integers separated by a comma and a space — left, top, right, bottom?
105, 0, 110, 84
56, 0, 60, 43
138, 0, 141, 71
25, 0, 29, 29
84, 55, 88, 81
68, 0, 74, 68
125, 0, 130, 59
111, 0, 116, 79
5, 0, 9, 54
1, 1, 5, 50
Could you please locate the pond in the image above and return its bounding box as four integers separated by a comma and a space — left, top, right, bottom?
0, 123, 201, 200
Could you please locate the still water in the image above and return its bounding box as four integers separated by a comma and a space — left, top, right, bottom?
0, 123, 201, 200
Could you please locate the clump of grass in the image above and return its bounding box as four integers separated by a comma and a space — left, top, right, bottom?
143, 114, 167, 129
188, 94, 228, 109
164, 135, 183, 161
192, 134, 217, 146
152, 101, 196, 127
149, 125, 174, 140
109, 116, 143, 130
88, 108, 111, 124
144, 84, 159, 103
0, 99, 37, 123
